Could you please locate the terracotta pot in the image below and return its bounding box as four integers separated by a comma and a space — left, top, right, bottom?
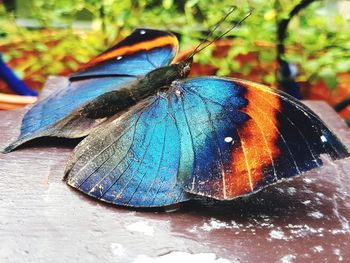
0, 92, 37, 110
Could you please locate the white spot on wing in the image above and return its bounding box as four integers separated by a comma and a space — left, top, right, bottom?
320, 135, 327, 142
117, 56, 123, 60
224, 137, 233, 143
140, 30, 146, 35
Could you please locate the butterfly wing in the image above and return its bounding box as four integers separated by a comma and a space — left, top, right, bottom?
171, 77, 349, 200
63, 76, 349, 207
4, 29, 178, 152
71, 28, 178, 79
64, 96, 190, 207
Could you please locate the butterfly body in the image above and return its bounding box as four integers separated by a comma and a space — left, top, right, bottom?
3, 28, 349, 208
78, 59, 192, 119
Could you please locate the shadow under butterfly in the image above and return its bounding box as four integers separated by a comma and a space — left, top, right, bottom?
2, 12, 349, 208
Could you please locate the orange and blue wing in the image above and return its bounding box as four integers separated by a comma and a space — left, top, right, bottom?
172, 77, 349, 200
4, 29, 178, 152
71, 28, 178, 79
63, 76, 349, 207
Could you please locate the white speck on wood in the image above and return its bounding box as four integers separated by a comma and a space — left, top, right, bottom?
333, 248, 344, 261
132, 251, 232, 263
280, 254, 296, 263
332, 194, 350, 233
307, 211, 324, 219
287, 187, 296, 195
126, 221, 155, 236
302, 178, 313, 184
312, 245, 324, 253
110, 243, 126, 257
301, 200, 311, 205
269, 230, 286, 240
200, 219, 231, 231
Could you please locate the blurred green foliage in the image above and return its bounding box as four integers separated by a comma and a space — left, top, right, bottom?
0, 0, 349, 89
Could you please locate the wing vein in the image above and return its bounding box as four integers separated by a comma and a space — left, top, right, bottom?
71, 99, 158, 186
180, 96, 197, 191
144, 122, 168, 204
186, 87, 301, 175
197, 95, 228, 198
99, 110, 158, 199
253, 90, 321, 166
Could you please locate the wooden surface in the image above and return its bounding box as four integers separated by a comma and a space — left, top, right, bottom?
1, 77, 350, 263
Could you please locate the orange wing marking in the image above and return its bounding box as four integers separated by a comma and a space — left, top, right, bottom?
84, 35, 178, 68
226, 79, 281, 197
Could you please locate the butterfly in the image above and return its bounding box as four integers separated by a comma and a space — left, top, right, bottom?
2, 23, 349, 207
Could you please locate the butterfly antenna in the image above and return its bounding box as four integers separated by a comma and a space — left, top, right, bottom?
188, 8, 253, 59
188, 6, 237, 58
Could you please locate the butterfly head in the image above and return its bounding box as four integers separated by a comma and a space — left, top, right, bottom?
176, 57, 193, 79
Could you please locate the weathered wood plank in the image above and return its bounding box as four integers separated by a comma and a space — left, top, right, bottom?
1, 77, 350, 263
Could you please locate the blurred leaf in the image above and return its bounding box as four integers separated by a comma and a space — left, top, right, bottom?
34, 42, 48, 52
162, 0, 173, 10
263, 73, 274, 84
2, 54, 10, 63
242, 63, 252, 76
264, 10, 276, 21
66, 60, 79, 70
335, 60, 350, 73
13, 70, 24, 79
319, 67, 338, 90
0, 0, 348, 92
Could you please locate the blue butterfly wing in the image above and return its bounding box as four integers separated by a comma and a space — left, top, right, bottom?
71, 28, 178, 79
3, 76, 138, 152
63, 76, 349, 207
4, 29, 178, 152
171, 77, 349, 200
64, 96, 190, 207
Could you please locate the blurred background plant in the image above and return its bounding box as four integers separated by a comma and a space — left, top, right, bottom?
0, 0, 349, 116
